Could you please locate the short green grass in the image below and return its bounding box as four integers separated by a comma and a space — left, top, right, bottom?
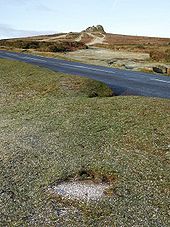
0, 59, 113, 104
0, 59, 170, 226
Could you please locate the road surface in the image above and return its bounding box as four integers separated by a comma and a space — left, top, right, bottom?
0, 50, 170, 99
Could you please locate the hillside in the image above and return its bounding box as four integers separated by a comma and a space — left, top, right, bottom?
1, 25, 170, 74
0, 59, 170, 226
1, 25, 170, 48
23, 25, 170, 46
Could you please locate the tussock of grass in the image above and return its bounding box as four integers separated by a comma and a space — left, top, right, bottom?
0, 59, 169, 226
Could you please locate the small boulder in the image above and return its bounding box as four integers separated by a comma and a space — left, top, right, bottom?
153, 66, 167, 74
167, 68, 170, 75
125, 65, 134, 70
107, 59, 116, 65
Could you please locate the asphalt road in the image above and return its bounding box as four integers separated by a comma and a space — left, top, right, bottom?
0, 50, 170, 99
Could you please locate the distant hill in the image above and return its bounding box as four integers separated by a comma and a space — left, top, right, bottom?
1, 25, 170, 56
1, 25, 169, 46
17, 25, 169, 46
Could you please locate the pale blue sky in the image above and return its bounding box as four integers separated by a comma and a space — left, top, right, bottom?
0, 0, 170, 39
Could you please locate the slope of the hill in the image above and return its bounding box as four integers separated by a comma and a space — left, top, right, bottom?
0, 59, 170, 226
0, 25, 170, 74
1, 25, 170, 48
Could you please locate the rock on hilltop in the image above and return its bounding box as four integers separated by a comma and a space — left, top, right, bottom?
83, 25, 106, 33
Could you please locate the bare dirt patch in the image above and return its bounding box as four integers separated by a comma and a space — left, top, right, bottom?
65, 47, 149, 66
67, 48, 149, 64
48, 170, 116, 202
51, 181, 109, 201
64, 47, 170, 72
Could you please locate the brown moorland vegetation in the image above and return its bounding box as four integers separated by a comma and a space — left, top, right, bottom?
0, 39, 87, 52
1, 27, 170, 64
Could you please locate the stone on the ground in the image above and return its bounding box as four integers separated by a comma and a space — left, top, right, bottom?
153, 65, 167, 74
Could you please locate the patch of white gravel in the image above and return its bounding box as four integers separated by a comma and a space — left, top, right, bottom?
87, 33, 107, 46
42, 34, 67, 41
75, 33, 84, 42
51, 181, 109, 201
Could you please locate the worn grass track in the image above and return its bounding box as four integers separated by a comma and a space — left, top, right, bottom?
0, 59, 170, 226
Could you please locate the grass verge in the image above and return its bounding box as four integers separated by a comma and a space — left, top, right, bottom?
0, 59, 169, 226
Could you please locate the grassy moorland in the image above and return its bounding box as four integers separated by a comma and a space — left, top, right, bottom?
1, 32, 170, 77
0, 59, 169, 226
1, 32, 170, 64
96, 42, 170, 63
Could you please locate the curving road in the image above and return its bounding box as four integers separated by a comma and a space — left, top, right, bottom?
0, 50, 170, 99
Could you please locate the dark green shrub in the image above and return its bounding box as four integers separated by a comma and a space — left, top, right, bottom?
47, 44, 66, 52
136, 44, 145, 49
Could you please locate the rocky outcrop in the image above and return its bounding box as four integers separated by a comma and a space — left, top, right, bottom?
153, 65, 168, 74
167, 68, 170, 75
83, 25, 106, 33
